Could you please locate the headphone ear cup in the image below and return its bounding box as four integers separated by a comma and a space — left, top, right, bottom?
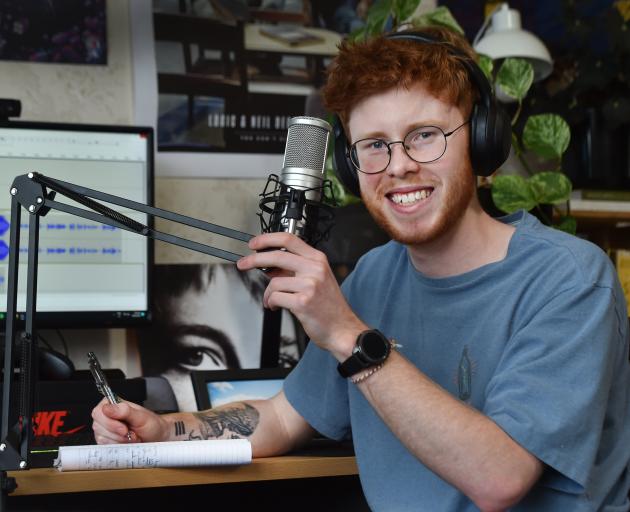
469, 101, 512, 177
332, 119, 361, 197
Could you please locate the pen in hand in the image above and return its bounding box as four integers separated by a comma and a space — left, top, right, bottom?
87, 351, 133, 442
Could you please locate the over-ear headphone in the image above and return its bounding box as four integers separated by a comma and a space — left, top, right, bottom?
332, 31, 512, 197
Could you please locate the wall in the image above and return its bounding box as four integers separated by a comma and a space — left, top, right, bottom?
0, 0, 133, 125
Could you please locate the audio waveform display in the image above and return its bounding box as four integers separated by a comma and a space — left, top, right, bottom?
0, 213, 128, 264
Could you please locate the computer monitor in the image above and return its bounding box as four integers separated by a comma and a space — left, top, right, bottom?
0, 120, 154, 327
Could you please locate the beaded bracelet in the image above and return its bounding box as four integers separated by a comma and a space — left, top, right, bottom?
350, 363, 384, 384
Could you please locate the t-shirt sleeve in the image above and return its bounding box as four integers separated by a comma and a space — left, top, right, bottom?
282, 271, 365, 441
283, 340, 351, 441
483, 283, 626, 492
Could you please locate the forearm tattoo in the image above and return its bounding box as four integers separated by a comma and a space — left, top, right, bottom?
189, 403, 260, 440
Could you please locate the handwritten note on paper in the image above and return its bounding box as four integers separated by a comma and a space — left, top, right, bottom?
54, 439, 252, 472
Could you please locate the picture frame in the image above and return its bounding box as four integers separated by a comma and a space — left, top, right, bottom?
191, 367, 291, 410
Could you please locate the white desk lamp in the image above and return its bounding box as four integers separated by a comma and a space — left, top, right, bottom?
473, 3, 553, 83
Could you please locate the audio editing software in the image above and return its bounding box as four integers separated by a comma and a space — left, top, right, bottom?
0, 125, 150, 316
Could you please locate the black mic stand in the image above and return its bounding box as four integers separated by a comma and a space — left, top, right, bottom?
0, 172, 255, 509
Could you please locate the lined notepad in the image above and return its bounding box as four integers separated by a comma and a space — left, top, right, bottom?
54, 439, 252, 471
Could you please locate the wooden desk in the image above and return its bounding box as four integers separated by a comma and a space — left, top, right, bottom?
7, 455, 358, 496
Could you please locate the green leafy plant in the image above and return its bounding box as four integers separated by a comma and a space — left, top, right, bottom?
483, 57, 575, 233
349, 1, 462, 40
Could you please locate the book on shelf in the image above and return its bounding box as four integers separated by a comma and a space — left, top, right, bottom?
258, 25, 324, 47
570, 190, 630, 212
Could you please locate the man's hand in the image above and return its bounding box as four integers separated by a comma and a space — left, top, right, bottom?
91, 398, 168, 444
237, 232, 366, 361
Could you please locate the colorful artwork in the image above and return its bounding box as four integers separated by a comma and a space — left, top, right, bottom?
0, 0, 107, 64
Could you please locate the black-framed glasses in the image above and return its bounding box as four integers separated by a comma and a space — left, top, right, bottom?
348, 120, 470, 174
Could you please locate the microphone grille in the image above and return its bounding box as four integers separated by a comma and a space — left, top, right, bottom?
283, 117, 332, 173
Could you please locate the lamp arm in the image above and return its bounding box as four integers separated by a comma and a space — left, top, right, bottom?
472, 2, 504, 47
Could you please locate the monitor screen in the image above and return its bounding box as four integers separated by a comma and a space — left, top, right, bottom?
208, 377, 284, 408
0, 121, 153, 327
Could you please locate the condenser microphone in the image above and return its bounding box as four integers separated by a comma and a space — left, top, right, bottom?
258, 116, 335, 247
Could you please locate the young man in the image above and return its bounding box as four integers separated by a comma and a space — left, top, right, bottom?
92, 26, 630, 510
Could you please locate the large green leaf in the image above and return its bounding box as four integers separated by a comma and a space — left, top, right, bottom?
324, 156, 361, 207
365, 16, 389, 38
554, 215, 577, 235
393, 0, 423, 24
412, 6, 465, 34
491, 174, 537, 213
529, 172, 572, 204
366, 0, 394, 34
477, 54, 494, 82
522, 114, 571, 159
496, 58, 534, 101
367, 0, 395, 19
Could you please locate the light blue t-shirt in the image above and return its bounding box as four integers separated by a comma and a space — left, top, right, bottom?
284, 211, 630, 511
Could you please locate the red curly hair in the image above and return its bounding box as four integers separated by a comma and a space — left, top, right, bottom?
322, 26, 479, 134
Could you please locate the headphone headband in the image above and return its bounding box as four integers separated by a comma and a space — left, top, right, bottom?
385, 31, 493, 107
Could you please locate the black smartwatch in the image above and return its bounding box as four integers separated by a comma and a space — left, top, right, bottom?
337, 329, 391, 378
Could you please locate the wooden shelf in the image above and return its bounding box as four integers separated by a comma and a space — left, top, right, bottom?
570, 210, 630, 222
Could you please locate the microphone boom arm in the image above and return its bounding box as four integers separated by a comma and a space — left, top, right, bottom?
0, 172, 254, 500
23, 172, 253, 262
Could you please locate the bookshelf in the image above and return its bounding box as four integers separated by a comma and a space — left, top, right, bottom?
567, 198, 630, 315
568, 188, 630, 249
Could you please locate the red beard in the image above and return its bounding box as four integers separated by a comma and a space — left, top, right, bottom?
361, 166, 476, 246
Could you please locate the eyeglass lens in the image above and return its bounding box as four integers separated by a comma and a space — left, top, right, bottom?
350, 126, 448, 174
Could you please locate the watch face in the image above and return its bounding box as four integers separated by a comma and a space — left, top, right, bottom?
360, 331, 388, 362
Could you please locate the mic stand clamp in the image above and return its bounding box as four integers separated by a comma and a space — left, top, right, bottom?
258, 173, 335, 247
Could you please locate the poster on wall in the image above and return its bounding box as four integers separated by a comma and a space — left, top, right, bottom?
136, 263, 304, 411
0, 0, 107, 64
153, 0, 371, 154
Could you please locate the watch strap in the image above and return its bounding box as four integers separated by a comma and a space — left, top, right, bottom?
337, 350, 369, 378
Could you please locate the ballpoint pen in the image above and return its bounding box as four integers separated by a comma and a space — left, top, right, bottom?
87, 351, 133, 442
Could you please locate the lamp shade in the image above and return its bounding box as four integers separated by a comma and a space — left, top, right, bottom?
473, 3, 553, 81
